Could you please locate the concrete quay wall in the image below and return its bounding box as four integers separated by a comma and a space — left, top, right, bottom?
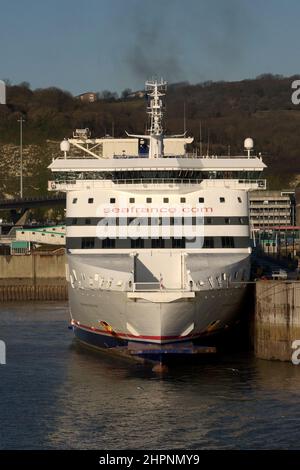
0, 253, 67, 300
255, 281, 300, 361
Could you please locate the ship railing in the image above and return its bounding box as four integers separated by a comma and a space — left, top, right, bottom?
132, 282, 188, 292
49, 179, 203, 189
54, 153, 260, 160
189, 154, 259, 159
204, 179, 266, 189
55, 155, 99, 160
49, 178, 266, 190
112, 154, 260, 159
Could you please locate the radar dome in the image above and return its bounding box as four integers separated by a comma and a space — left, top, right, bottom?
244, 137, 254, 150
60, 139, 70, 152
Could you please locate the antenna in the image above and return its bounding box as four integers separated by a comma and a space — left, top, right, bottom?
183, 102, 186, 134
207, 128, 210, 156
17, 116, 25, 198
145, 79, 167, 158
145, 78, 167, 135
199, 121, 202, 156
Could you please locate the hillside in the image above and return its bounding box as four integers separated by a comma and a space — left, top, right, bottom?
1, 74, 300, 198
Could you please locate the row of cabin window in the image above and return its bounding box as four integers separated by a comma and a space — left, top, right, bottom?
68, 216, 248, 226
67, 236, 246, 250
72, 196, 243, 204
81, 237, 234, 249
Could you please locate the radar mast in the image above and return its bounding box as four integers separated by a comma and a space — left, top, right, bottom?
145, 79, 167, 159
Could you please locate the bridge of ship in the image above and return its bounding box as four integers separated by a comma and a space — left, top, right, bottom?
48, 155, 267, 191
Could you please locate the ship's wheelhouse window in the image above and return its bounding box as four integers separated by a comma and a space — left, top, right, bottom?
221, 236, 234, 248
238, 197, 242, 203
88, 198, 94, 204
180, 197, 186, 203
146, 197, 152, 203
72, 218, 77, 225
225, 218, 230, 224
199, 197, 205, 203
220, 197, 225, 203
206, 218, 212, 224
72, 198, 77, 204
81, 237, 95, 249
239, 217, 245, 224
110, 198, 116, 204
129, 198, 135, 203
85, 218, 91, 225
163, 197, 169, 203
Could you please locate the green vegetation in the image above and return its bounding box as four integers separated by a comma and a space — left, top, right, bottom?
1, 74, 300, 198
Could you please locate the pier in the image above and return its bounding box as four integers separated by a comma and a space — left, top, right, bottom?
0, 252, 67, 301
255, 280, 300, 361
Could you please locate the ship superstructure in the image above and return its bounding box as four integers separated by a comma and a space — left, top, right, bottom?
48, 80, 266, 360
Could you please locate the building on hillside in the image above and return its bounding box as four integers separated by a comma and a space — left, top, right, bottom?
76, 92, 98, 103
249, 189, 296, 230
127, 90, 145, 99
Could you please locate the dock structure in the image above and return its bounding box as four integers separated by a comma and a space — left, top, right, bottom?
0, 252, 67, 301
255, 280, 300, 361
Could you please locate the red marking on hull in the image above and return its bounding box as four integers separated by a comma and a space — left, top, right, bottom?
72, 320, 203, 342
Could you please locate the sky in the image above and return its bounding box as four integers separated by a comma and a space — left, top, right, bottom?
0, 0, 299, 95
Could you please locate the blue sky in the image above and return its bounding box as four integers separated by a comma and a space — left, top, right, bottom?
0, 0, 299, 94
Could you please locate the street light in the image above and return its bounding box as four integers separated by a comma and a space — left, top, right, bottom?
17, 116, 25, 198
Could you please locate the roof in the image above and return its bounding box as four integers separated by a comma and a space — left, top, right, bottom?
264, 226, 300, 230
49, 157, 266, 172
76, 92, 97, 97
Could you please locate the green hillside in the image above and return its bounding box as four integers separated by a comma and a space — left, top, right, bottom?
1, 74, 300, 199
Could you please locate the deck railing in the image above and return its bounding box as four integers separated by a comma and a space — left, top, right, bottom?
49, 178, 266, 190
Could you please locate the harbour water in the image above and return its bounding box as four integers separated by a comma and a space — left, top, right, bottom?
1, 302, 300, 450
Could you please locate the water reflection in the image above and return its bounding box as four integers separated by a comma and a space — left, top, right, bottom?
1, 302, 300, 449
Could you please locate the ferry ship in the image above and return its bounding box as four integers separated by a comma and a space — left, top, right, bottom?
48, 80, 266, 362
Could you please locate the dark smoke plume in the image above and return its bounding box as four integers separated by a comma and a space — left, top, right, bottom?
125, 0, 255, 84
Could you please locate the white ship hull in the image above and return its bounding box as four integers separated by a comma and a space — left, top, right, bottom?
68, 252, 250, 358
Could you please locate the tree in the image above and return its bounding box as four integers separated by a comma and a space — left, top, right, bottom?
121, 88, 132, 99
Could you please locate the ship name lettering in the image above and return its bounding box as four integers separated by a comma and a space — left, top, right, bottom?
102, 207, 213, 215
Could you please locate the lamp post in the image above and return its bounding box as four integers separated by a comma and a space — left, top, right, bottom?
17, 116, 25, 198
